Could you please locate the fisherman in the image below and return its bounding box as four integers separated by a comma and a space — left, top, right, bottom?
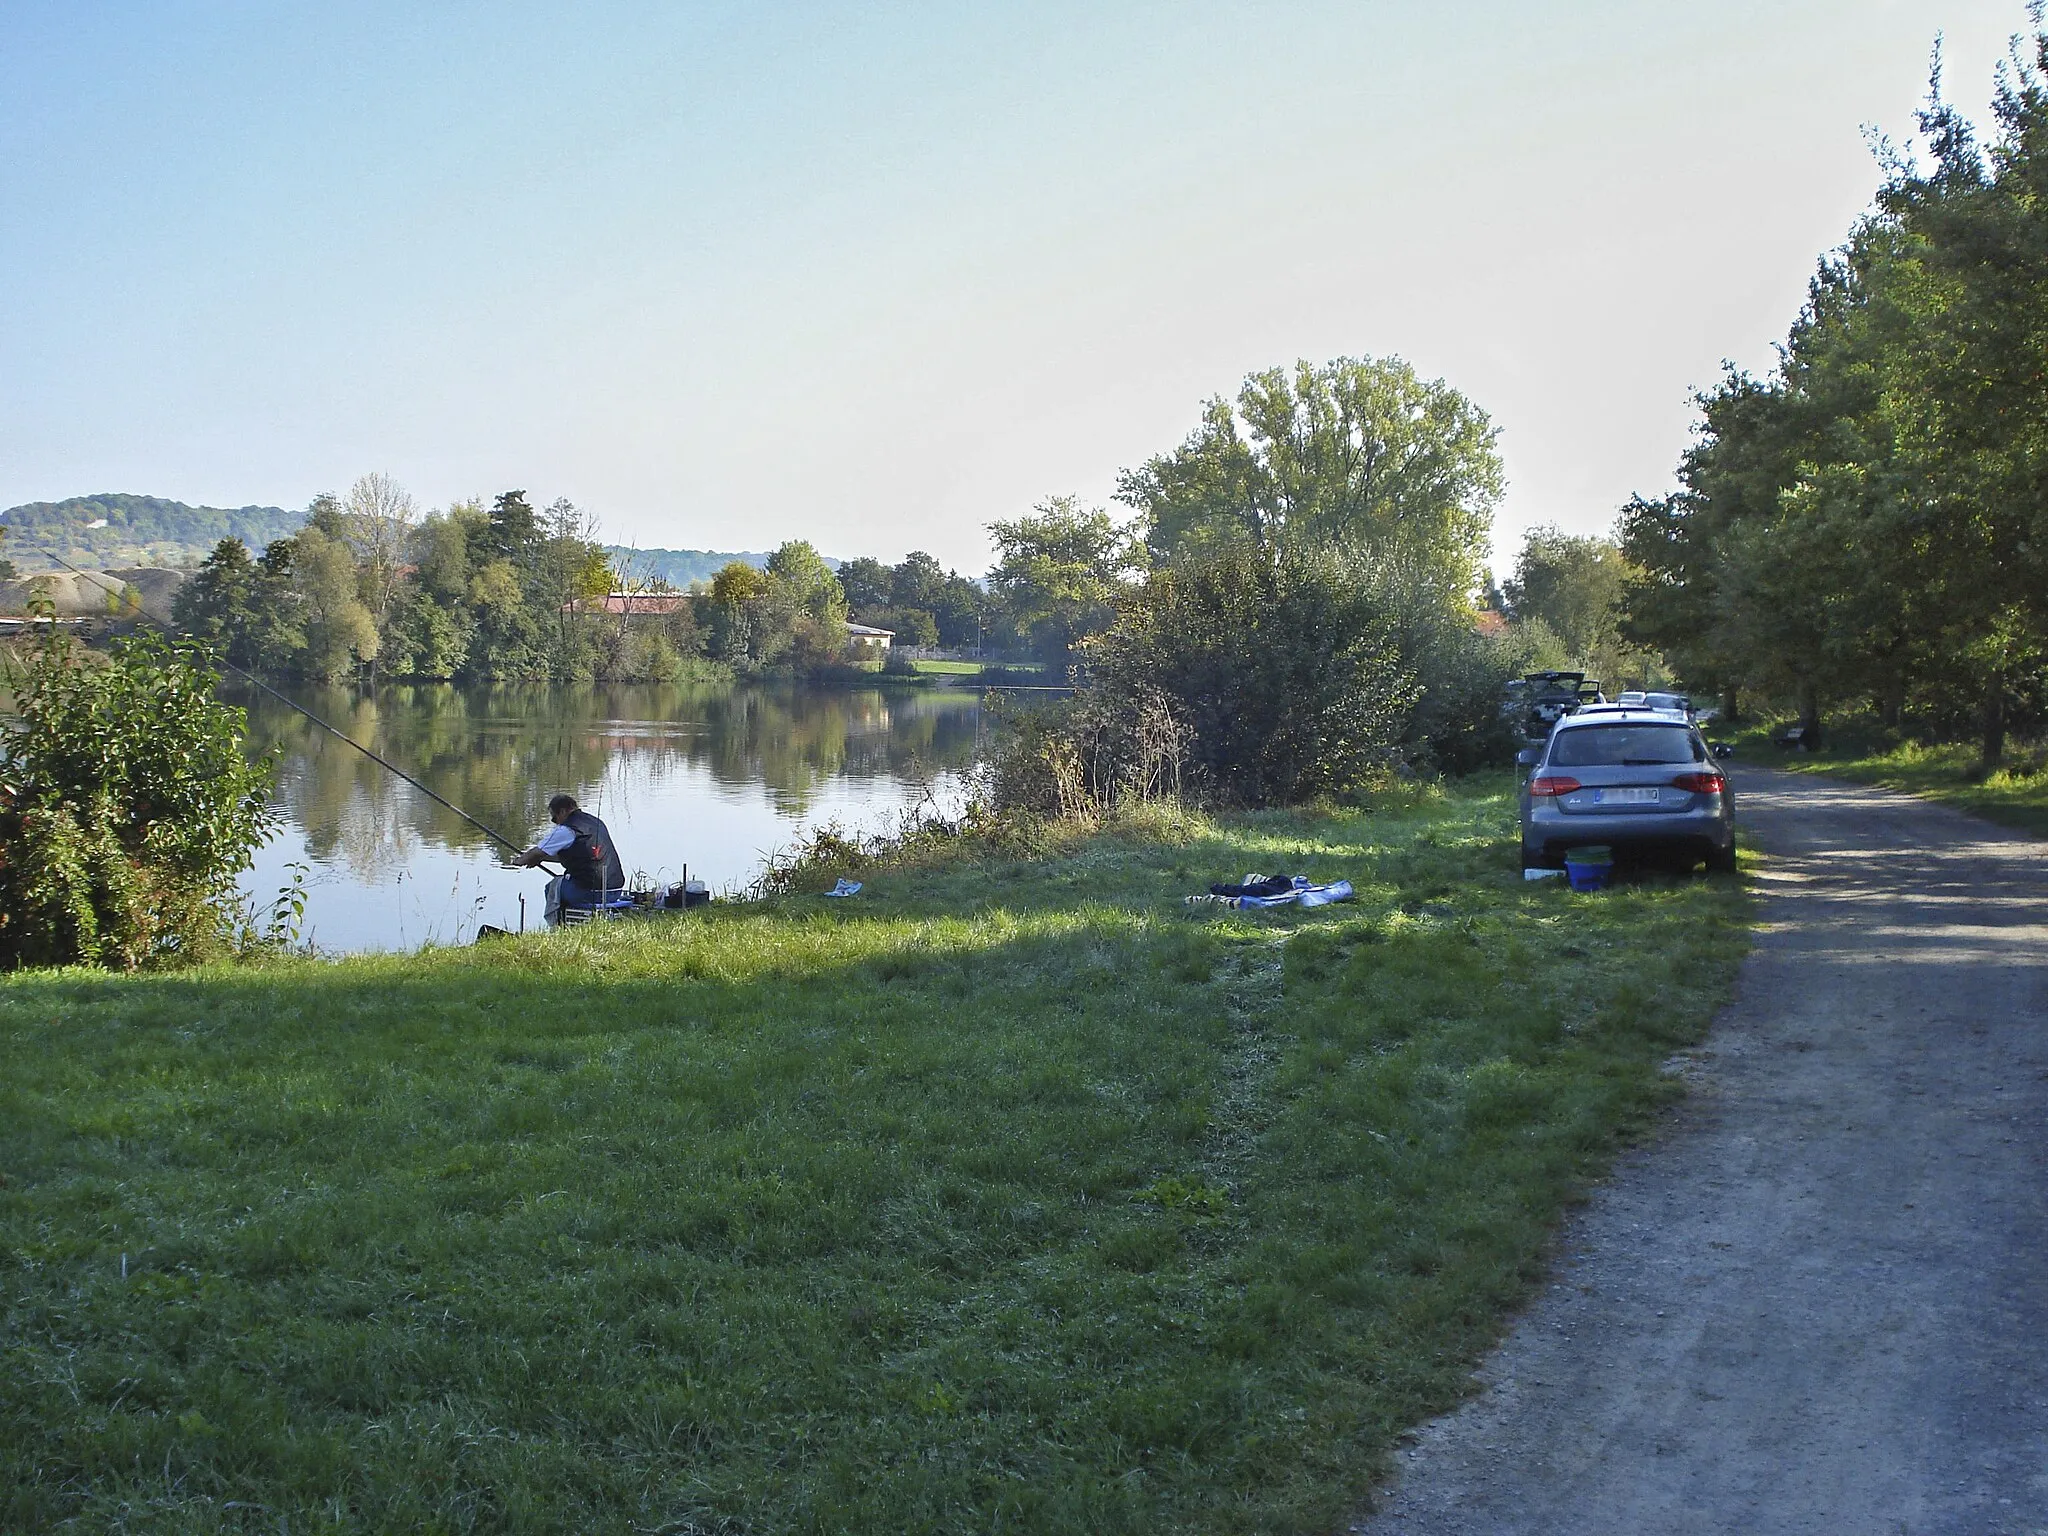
517, 793, 627, 923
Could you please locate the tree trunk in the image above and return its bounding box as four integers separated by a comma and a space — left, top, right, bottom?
1982, 680, 2007, 768
1798, 683, 1822, 752
1720, 687, 1740, 725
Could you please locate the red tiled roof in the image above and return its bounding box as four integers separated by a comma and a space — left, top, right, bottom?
567, 592, 692, 615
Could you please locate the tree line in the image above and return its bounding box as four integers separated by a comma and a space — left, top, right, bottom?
1614, 29, 2048, 763
165, 353, 1533, 800
167, 474, 1154, 683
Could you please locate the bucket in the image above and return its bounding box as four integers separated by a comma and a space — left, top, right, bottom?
1564, 846, 1613, 892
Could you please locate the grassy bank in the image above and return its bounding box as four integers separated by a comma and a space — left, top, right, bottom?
909, 659, 1052, 682
1, 783, 1749, 1533
1734, 720, 2048, 837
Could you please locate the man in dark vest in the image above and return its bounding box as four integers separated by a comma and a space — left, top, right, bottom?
518, 793, 627, 922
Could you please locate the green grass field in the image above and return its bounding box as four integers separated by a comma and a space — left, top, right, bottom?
908, 659, 1048, 677
1, 783, 1750, 1533
1734, 720, 2048, 837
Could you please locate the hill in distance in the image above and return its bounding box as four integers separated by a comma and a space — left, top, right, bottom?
602, 545, 840, 589
0, 494, 302, 571
0, 495, 812, 584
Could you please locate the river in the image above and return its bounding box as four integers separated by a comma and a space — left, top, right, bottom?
229, 679, 987, 952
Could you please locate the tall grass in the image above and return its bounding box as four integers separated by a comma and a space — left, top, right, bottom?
0, 782, 1748, 1533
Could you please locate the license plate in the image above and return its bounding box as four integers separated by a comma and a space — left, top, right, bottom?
1591, 787, 1661, 805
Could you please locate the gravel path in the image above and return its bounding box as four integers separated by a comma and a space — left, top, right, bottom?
1353, 765, 2048, 1535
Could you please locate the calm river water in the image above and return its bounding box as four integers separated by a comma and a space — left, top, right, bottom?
229, 680, 987, 952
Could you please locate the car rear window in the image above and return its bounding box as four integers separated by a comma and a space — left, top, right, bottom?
1549, 723, 1702, 767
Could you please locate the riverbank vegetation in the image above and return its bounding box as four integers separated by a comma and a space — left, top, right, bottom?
992, 358, 1527, 814
0, 782, 1749, 1534
0, 630, 272, 971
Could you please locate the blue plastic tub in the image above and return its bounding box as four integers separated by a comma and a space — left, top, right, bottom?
1564, 847, 1613, 892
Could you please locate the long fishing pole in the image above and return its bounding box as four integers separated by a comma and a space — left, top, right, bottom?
8, 542, 552, 866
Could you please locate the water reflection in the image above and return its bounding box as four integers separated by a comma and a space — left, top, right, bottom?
229, 680, 983, 950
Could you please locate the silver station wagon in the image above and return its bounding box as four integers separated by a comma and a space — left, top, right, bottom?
1518, 708, 1736, 873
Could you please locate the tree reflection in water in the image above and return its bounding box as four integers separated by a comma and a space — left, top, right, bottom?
227, 681, 983, 944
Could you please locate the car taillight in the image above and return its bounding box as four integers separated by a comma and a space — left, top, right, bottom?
1529, 775, 1581, 797
1671, 771, 1726, 795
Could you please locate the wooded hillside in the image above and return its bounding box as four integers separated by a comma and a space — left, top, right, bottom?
0, 495, 302, 570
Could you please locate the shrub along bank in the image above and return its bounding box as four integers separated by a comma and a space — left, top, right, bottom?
0, 780, 1748, 1534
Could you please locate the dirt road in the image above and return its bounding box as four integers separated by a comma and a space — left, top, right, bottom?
1355, 766, 2048, 1535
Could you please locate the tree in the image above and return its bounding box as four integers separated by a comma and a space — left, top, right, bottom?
1117, 356, 1502, 600
291, 525, 380, 683
0, 630, 274, 968
765, 540, 847, 627
340, 472, 418, 646
484, 490, 540, 565
707, 561, 778, 667
986, 498, 1143, 661
1506, 528, 1633, 660
1615, 33, 2048, 762
1504, 526, 1663, 691
836, 557, 893, 616
172, 538, 263, 668
531, 497, 613, 675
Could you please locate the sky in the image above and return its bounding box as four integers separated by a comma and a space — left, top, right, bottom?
0, 1, 2028, 575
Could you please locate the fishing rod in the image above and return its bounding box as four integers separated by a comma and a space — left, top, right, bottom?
7, 542, 554, 868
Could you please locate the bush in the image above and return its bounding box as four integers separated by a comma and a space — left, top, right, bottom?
0, 631, 274, 969
1090, 544, 1420, 805
985, 545, 1519, 814
1376, 583, 1524, 774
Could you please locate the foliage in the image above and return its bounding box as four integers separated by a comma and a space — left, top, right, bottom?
1117, 355, 1502, 602
1084, 542, 1416, 804
1505, 526, 1664, 694
841, 549, 986, 651
0, 785, 1749, 1534
0, 630, 274, 969
986, 497, 1144, 662
171, 481, 706, 685
696, 540, 876, 674
989, 543, 1519, 812
0, 493, 301, 570
1620, 30, 2048, 761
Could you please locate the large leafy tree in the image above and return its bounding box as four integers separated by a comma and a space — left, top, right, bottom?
987, 498, 1143, 661
1506, 528, 1635, 662
1116, 356, 1501, 600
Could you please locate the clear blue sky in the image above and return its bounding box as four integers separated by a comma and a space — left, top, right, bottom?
0, 1, 2025, 573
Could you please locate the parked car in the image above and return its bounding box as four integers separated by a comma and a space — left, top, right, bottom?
1615, 689, 1693, 715
1503, 670, 1605, 742
1518, 708, 1736, 873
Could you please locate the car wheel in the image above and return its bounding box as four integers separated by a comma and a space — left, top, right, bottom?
1706, 840, 1737, 875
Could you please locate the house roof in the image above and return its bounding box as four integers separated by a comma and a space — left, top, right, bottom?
570, 592, 691, 615
845, 621, 895, 637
